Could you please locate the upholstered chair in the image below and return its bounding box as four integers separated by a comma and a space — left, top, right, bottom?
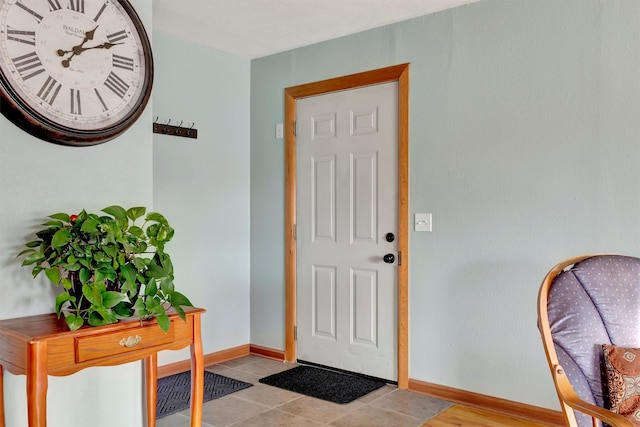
538, 254, 640, 427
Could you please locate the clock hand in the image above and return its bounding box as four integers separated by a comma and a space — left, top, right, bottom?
60, 42, 123, 68
56, 25, 98, 57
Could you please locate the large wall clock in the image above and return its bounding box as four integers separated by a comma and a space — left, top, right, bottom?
0, 0, 153, 146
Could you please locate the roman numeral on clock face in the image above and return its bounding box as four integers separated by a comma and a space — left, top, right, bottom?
93, 2, 107, 21
7, 28, 36, 46
70, 88, 82, 115
48, 0, 62, 11
94, 88, 108, 112
12, 52, 45, 80
68, 0, 85, 13
104, 71, 129, 98
15, 1, 44, 23
37, 76, 62, 105
112, 55, 134, 71
106, 30, 128, 44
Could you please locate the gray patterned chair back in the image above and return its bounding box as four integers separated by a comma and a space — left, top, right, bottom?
542, 254, 640, 426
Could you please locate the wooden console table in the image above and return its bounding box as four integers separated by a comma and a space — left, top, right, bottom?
0, 307, 205, 427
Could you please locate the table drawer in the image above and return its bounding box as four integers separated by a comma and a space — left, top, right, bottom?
75, 323, 175, 363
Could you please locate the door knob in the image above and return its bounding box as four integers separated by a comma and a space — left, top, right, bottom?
383, 253, 395, 264
385, 232, 395, 242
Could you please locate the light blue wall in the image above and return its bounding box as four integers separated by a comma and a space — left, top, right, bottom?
250, 0, 640, 410
152, 31, 251, 365
0, 2, 251, 425
0, 2, 153, 425
3, 0, 639, 419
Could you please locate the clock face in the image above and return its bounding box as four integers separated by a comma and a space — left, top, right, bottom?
0, 0, 153, 145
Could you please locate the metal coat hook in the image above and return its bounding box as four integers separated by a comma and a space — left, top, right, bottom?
152, 117, 198, 139
187, 122, 196, 138
175, 121, 184, 136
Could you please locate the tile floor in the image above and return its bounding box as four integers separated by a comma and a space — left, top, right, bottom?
157, 355, 453, 427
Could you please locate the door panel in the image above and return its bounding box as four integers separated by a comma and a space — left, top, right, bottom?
296, 82, 398, 381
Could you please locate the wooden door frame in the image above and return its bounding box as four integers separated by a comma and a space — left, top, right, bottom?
284, 63, 410, 388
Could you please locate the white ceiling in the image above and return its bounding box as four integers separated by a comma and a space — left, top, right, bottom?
153, 0, 479, 59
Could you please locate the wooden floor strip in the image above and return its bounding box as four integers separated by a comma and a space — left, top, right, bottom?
423, 405, 552, 427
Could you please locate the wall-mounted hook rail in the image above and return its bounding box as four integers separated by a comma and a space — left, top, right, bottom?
153, 118, 198, 139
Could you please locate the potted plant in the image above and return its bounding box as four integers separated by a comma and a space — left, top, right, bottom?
17, 205, 193, 332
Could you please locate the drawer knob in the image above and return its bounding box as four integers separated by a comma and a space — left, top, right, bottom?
119, 335, 142, 348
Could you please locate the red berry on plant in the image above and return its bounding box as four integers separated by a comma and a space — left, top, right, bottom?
70, 214, 78, 222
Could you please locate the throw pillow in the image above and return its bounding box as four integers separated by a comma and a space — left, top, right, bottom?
603, 344, 640, 425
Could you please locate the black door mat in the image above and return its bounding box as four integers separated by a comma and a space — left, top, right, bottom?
258, 365, 387, 404
157, 370, 253, 418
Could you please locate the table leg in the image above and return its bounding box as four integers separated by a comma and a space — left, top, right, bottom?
144, 354, 158, 427
190, 314, 204, 427
26, 342, 48, 427
0, 364, 5, 427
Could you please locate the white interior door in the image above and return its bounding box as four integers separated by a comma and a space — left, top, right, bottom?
296, 82, 398, 381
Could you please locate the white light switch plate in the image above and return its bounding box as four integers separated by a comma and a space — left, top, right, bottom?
415, 213, 432, 232
275, 123, 284, 139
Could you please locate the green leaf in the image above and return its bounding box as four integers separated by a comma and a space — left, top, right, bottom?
145, 281, 158, 297
50, 213, 71, 222
121, 280, 138, 297
79, 268, 91, 284
51, 229, 71, 249
136, 241, 148, 253
128, 226, 144, 238
155, 226, 168, 241
102, 291, 126, 308
145, 297, 164, 315
146, 223, 160, 240
31, 265, 43, 278
65, 313, 84, 331
95, 266, 117, 283
120, 264, 137, 284
146, 212, 168, 224
160, 278, 175, 295
21, 251, 45, 266
82, 284, 103, 306
80, 218, 99, 233
102, 205, 127, 222
158, 252, 173, 270
132, 297, 146, 311
132, 257, 149, 272
170, 291, 193, 307
156, 313, 170, 333
88, 310, 117, 327
102, 244, 118, 259
65, 263, 81, 271
93, 251, 111, 263
172, 304, 186, 322
113, 301, 134, 318
24, 241, 42, 248
55, 292, 70, 314
45, 267, 61, 285
17, 248, 35, 258
61, 278, 73, 290
127, 207, 146, 221
42, 220, 64, 228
